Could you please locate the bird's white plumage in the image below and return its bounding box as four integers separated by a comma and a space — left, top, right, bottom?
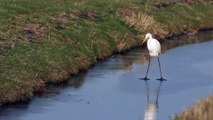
145, 33, 161, 57
142, 33, 165, 80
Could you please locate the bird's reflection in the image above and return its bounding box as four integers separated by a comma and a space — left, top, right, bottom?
143, 80, 163, 120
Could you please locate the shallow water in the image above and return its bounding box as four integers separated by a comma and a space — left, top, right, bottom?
0, 31, 213, 120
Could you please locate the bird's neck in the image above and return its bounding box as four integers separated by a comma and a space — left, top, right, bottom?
147, 38, 152, 44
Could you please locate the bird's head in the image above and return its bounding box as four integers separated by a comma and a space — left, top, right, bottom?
142, 33, 152, 44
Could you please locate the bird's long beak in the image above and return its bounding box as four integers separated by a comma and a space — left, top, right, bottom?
142, 38, 147, 44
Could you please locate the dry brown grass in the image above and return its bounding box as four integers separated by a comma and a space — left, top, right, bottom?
175, 96, 213, 120
31, 78, 45, 93
51, 12, 76, 30
24, 24, 45, 43
115, 33, 128, 52
116, 42, 127, 52
93, 40, 112, 59
45, 68, 70, 83
0, 78, 44, 103
117, 9, 168, 40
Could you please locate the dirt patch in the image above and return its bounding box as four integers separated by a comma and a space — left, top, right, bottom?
116, 9, 136, 18
0, 38, 8, 47
24, 24, 45, 43
150, 0, 212, 9
0, 38, 16, 48
180, 0, 213, 5
150, 0, 173, 9
52, 13, 70, 23
76, 12, 100, 20
51, 13, 73, 30
52, 22, 67, 30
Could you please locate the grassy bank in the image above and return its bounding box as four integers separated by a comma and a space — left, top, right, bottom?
0, 0, 213, 104
174, 96, 213, 120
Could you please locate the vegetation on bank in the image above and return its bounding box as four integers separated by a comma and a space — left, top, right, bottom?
174, 96, 213, 120
0, 0, 213, 104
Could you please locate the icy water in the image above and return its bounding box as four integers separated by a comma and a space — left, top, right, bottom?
0, 31, 213, 120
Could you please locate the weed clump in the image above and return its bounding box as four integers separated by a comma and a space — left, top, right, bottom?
175, 96, 213, 120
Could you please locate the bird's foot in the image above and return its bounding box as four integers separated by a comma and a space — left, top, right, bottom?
139, 77, 150, 81
156, 77, 166, 81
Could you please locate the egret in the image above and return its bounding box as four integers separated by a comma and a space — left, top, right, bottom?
141, 33, 166, 81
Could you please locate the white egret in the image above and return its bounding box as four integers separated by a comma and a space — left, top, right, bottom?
141, 33, 166, 81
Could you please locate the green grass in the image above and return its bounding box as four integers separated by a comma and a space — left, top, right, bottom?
149, 2, 213, 35
0, 0, 213, 104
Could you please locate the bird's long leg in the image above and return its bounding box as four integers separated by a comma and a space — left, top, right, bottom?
140, 55, 150, 80
145, 55, 151, 78
156, 57, 166, 81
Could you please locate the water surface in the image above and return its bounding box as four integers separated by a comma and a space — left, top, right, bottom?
0, 31, 213, 120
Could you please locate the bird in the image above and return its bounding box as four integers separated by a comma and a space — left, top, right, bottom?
140, 33, 166, 81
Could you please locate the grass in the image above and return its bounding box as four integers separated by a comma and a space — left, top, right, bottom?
0, 0, 213, 104
174, 96, 213, 120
